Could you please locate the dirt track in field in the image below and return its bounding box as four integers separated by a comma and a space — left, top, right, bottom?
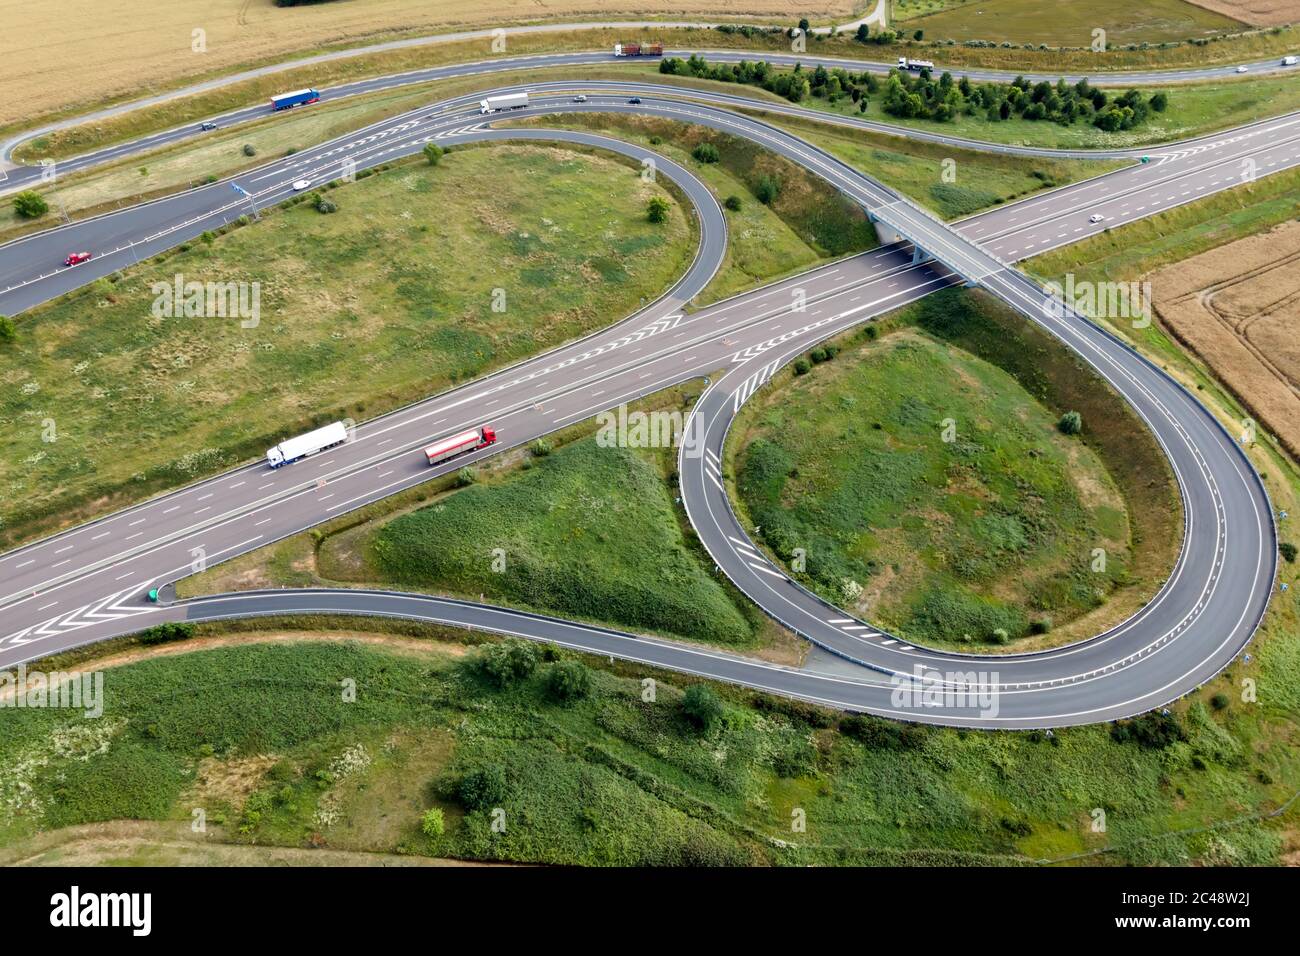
1150, 218, 1300, 458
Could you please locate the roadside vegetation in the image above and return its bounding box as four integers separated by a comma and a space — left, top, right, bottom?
2, 621, 1296, 865
728, 288, 1178, 649
0, 144, 693, 549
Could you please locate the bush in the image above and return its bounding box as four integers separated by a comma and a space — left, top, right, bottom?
723, 194, 743, 211
545, 660, 592, 703
1280, 542, 1296, 563
0, 315, 14, 343
455, 467, 477, 487
420, 807, 445, 836
12, 190, 48, 219
793, 357, 811, 375
458, 765, 508, 811
1030, 617, 1053, 635
1210, 693, 1230, 711
137, 622, 196, 646
691, 142, 721, 163
989, 627, 1010, 645
647, 196, 670, 223
1057, 410, 1083, 435
681, 684, 723, 731
474, 638, 541, 688
753, 175, 780, 205
531, 438, 553, 457
315, 197, 338, 214
1110, 711, 1186, 749
423, 142, 444, 166
242, 144, 256, 157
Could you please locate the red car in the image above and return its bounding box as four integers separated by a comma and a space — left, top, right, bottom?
63, 252, 92, 266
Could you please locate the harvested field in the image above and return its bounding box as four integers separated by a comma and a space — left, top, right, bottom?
0, 0, 843, 127
1182, 0, 1299, 27
1150, 219, 1300, 458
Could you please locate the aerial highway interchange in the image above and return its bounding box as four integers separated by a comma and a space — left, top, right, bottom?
0, 40, 1292, 728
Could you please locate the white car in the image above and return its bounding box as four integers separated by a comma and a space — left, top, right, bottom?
1089, 214, 1105, 224
573, 94, 588, 102
1235, 65, 1248, 73
292, 179, 313, 191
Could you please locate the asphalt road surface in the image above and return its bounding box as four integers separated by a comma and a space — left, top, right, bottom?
0, 83, 1287, 726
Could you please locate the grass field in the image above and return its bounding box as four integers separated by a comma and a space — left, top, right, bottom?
903, 0, 1243, 47
727, 290, 1170, 649
0, 144, 693, 548
2, 625, 1296, 865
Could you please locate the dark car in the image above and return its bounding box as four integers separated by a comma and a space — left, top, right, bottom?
628, 97, 642, 104
199, 121, 217, 131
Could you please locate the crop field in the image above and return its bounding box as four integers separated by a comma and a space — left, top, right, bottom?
1183, 0, 1298, 27
1, 627, 1296, 865
1148, 219, 1300, 460
903, 0, 1243, 47
0, 144, 692, 547
0, 0, 848, 128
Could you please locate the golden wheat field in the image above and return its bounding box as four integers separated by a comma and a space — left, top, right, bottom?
0, 0, 847, 127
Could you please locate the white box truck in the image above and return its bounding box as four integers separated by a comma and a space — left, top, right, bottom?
479, 92, 529, 114
266, 421, 349, 468
1283, 56, 1298, 66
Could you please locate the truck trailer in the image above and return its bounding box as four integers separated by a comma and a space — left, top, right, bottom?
270, 88, 320, 111
424, 426, 497, 465
266, 421, 349, 468
479, 92, 529, 114
614, 42, 664, 57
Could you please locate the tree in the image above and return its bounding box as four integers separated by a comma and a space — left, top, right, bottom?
12, 190, 48, 219
545, 660, 592, 703
646, 195, 670, 223
1057, 410, 1083, 435
681, 684, 723, 731
797, 17, 811, 33
420, 807, 445, 837
423, 142, 444, 166
458, 765, 508, 811
691, 142, 720, 163
723, 194, 743, 211
475, 639, 540, 687
855, 23, 869, 43
1280, 542, 1297, 563
1149, 91, 1169, 112
0, 315, 14, 343
753, 175, 780, 205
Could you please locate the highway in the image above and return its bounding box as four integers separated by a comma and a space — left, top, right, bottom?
0, 80, 1288, 725
5, 19, 1296, 173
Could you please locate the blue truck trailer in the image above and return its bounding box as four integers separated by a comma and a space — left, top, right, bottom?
270, 88, 320, 111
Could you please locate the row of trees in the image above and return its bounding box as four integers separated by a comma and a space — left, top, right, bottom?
660, 55, 1169, 131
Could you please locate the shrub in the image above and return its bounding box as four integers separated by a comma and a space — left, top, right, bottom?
420, 807, 445, 836
423, 142, 444, 166
0, 315, 14, 343
793, 358, 811, 375
545, 660, 592, 703
531, 438, 553, 457
1057, 410, 1083, 435
1030, 617, 1053, 635
1210, 693, 1230, 711
137, 622, 196, 646
458, 765, 508, 811
455, 467, 478, 487
1280, 542, 1296, 563
315, 197, 338, 214
681, 684, 723, 731
691, 142, 721, 163
12, 190, 48, 218
723, 194, 743, 211
753, 175, 780, 205
989, 627, 1010, 645
1110, 711, 1186, 749
242, 144, 256, 157
647, 196, 670, 223
474, 638, 540, 687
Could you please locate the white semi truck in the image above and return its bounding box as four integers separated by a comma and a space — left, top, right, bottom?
266, 421, 349, 468
897, 57, 936, 71
479, 92, 529, 114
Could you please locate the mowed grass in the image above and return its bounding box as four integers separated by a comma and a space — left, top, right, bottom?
370, 438, 757, 646
731, 318, 1133, 647
0, 145, 692, 546
2, 631, 1296, 865
904, 0, 1242, 46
